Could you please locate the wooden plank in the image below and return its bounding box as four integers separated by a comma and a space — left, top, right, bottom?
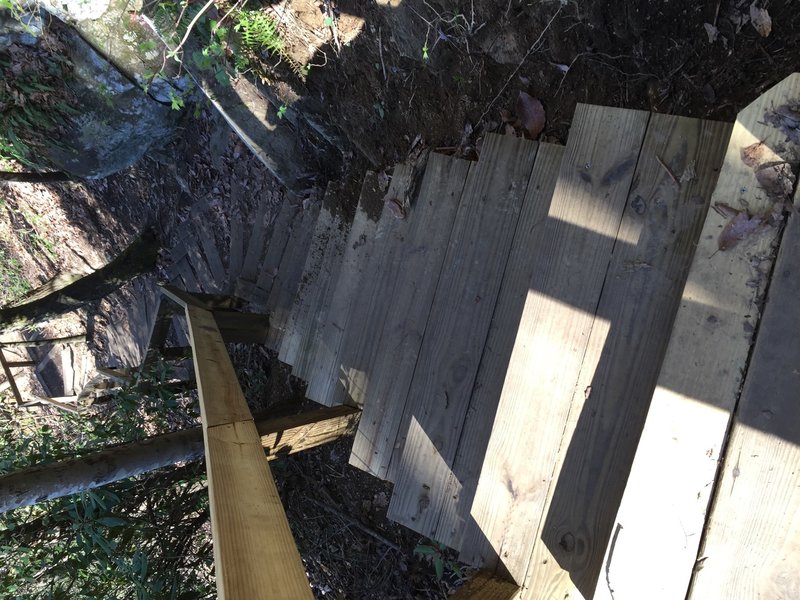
593, 74, 800, 600
185, 238, 217, 293
328, 163, 419, 408
204, 419, 312, 599
195, 221, 227, 290
265, 201, 321, 350
239, 197, 271, 284
252, 196, 298, 301
461, 105, 650, 584
688, 187, 800, 597
278, 189, 340, 367
305, 172, 382, 404
346, 154, 470, 475
386, 134, 539, 531
450, 570, 520, 600
256, 404, 360, 458
226, 184, 245, 292
523, 114, 731, 598
212, 310, 270, 345
185, 304, 252, 427
0, 350, 24, 404
431, 143, 564, 551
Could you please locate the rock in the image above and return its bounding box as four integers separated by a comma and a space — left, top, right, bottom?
43, 22, 179, 179
0, 8, 43, 48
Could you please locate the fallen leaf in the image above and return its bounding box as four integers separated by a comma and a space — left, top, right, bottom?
499, 108, 514, 123
763, 104, 800, 145
386, 197, 406, 219
515, 91, 546, 139
504, 123, 516, 136
703, 23, 719, 43
680, 160, 697, 183
755, 163, 795, 198
740, 141, 768, 168
719, 210, 765, 250
713, 202, 740, 219
552, 62, 570, 73
749, 1, 772, 37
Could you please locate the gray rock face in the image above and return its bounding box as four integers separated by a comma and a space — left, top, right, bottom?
44, 26, 178, 179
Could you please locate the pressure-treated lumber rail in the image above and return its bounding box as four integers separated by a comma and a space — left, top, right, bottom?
160, 285, 314, 599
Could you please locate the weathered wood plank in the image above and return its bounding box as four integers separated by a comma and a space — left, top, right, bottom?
346, 154, 470, 476
252, 196, 298, 302
185, 238, 217, 293
205, 419, 312, 599
279, 184, 346, 371
688, 186, 800, 598
226, 184, 245, 292
462, 105, 650, 584
593, 74, 800, 600
386, 134, 539, 532
239, 197, 271, 284
305, 173, 382, 404
432, 143, 564, 551
196, 221, 227, 290
329, 163, 419, 409
525, 114, 731, 599
450, 570, 520, 600
185, 304, 252, 428
265, 201, 321, 350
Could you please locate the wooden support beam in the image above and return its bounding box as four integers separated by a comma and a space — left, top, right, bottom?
450, 571, 520, 600
0, 350, 24, 405
0, 334, 85, 348
5, 360, 36, 368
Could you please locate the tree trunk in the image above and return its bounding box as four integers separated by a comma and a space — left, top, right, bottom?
0, 230, 159, 331
0, 405, 359, 513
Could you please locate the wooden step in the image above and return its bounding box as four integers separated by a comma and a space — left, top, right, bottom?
305, 172, 383, 404
425, 142, 564, 551
252, 197, 299, 304
280, 184, 351, 378
238, 195, 272, 285
265, 200, 321, 350
458, 104, 651, 582
225, 180, 245, 293
345, 153, 470, 478
593, 73, 800, 600
688, 183, 800, 598
385, 133, 539, 533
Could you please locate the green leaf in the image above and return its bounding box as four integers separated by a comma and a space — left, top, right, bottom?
323, 16, 334, 27
97, 517, 126, 528
413, 544, 436, 556
434, 556, 444, 580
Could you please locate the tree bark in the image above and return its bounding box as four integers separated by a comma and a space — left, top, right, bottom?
0, 405, 359, 513
0, 230, 159, 331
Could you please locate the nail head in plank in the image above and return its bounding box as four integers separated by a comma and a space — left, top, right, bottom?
346, 154, 471, 476
387, 134, 539, 532
592, 73, 800, 600
464, 105, 650, 583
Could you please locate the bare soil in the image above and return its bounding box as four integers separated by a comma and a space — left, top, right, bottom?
2, 0, 799, 597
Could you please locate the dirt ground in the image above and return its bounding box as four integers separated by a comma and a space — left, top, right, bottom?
2, 0, 800, 597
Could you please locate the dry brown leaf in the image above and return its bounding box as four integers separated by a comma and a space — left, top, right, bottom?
703, 23, 719, 44
499, 108, 514, 123
385, 197, 406, 219
713, 202, 740, 219
740, 141, 768, 168
515, 91, 545, 139
719, 210, 765, 250
755, 163, 795, 199
749, 2, 772, 37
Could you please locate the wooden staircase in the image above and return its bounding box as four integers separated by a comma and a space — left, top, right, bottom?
162, 73, 800, 599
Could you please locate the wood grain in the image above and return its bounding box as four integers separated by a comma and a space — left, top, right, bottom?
252, 196, 298, 303
592, 73, 800, 600
305, 173, 382, 404
226, 183, 245, 292
346, 154, 471, 478
257, 404, 360, 458
205, 419, 312, 599
265, 201, 321, 350
526, 113, 732, 598
196, 221, 226, 289
387, 134, 539, 533
449, 570, 520, 600
239, 197, 271, 284
463, 105, 649, 585
434, 143, 564, 552
687, 192, 800, 599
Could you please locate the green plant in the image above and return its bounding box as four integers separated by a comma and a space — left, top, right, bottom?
234, 9, 283, 55
276, 104, 287, 119
0, 245, 31, 304
414, 539, 464, 581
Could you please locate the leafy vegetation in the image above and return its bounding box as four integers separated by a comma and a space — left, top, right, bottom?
0, 364, 215, 598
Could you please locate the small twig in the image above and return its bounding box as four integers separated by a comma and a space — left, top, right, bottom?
307, 497, 402, 553
377, 26, 387, 82
168, 0, 217, 60
655, 154, 680, 187
476, 6, 562, 127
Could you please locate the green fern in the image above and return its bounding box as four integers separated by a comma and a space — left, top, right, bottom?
234, 9, 283, 55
